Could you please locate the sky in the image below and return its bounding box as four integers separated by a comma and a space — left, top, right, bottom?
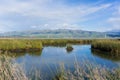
0, 0, 120, 32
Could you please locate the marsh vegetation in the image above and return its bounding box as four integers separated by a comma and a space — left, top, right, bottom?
91, 40, 120, 56
0, 39, 43, 53
0, 39, 119, 56
0, 39, 120, 80
0, 39, 91, 53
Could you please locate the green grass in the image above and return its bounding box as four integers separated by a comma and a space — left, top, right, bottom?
0, 40, 120, 80
0, 39, 91, 52
0, 39, 120, 55
40, 39, 91, 46
0, 39, 43, 52
91, 40, 120, 56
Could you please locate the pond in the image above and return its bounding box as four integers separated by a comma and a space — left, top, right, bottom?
2, 45, 120, 79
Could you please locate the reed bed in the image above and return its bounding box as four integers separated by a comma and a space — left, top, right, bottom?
0, 39, 91, 52
0, 39, 43, 52
91, 40, 120, 56
40, 39, 91, 46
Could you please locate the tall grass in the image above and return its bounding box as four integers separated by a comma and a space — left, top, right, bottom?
0, 52, 120, 80
54, 66, 120, 80
0, 39, 43, 52
40, 39, 91, 46
0, 39, 91, 52
18, 60, 120, 80
0, 54, 28, 80
91, 40, 120, 56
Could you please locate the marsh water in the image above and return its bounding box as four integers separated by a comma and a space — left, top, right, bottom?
2, 45, 120, 79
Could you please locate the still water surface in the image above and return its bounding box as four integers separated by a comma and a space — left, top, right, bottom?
15, 45, 120, 79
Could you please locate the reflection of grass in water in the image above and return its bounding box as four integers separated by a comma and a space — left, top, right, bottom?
0, 54, 27, 80
0, 49, 43, 58
92, 49, 120, 62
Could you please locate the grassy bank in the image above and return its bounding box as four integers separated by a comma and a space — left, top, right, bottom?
0, 39, 91, 52
91, 40, 120, 56
0, 39, 120, 54
1, 53, 120, 80
40, 39, 91, 46
0, 39, 43, 53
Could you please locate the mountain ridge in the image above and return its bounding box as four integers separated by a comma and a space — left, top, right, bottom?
0, 29, 119, 38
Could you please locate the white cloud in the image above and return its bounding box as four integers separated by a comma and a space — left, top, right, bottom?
107, 5, 120, 30
30, 23, 80, 30
0, 0, 112, 20
0, 0, 118, 32
108, 17, 120, 29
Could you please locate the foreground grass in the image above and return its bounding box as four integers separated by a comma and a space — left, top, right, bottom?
0, 54, 120, 80
92, 40, 120, 56
25, 61, 120, 80
0, 54, 27, 80
54, 63, 120, 80
0, 51, 120, 80
1, 54, 119, 80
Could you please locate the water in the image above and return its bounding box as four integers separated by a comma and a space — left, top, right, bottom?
4, 45, 120, 79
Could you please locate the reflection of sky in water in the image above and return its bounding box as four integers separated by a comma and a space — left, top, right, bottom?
15, 45, 120, 80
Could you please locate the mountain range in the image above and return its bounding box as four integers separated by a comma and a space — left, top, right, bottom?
106, 29, 120, 38
0, 29, 119, 38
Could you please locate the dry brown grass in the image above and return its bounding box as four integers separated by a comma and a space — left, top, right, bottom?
0, 54, 28, 80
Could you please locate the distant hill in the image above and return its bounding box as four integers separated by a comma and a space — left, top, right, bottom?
106, 29, 120, 38
0, 29, 114, 38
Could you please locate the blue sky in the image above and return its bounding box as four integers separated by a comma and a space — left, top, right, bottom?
0, 0, 120, 32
